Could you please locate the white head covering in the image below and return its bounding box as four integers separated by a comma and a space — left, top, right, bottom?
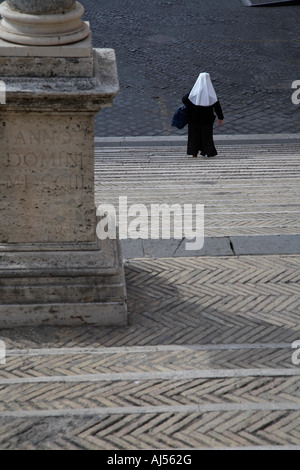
188, 72, 218, 106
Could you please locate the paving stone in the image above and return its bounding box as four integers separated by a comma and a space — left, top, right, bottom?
80, 0, 300, 137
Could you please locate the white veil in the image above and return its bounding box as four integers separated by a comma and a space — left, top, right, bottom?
188, 72, 218, 106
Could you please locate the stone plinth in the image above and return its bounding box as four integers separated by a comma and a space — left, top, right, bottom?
0, 2, 127, 328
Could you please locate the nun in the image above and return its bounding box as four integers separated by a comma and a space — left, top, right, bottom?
182, 72, 224, 158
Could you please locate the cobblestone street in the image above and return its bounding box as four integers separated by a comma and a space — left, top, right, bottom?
83, 0, 300, 137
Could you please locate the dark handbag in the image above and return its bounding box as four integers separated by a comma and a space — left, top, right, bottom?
171, 105, 188, 129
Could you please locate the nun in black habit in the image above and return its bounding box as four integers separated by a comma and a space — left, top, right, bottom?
182, 72, 224, 158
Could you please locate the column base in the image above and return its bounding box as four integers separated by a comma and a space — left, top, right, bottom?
0, 1, 90, 46
0, 237, 128, 328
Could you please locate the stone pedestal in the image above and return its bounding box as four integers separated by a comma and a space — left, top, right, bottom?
0, 1, 127, 327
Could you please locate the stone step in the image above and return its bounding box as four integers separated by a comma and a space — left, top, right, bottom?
0, 343, 297, 379
1, 252, 299, 449
0, 342, 299, 449
94, 143, 300, 257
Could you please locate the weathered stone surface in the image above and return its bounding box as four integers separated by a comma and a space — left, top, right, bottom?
0, 1, 89, 46
0, 32, 92, 57
0, 112, 96, 244
0, 49, 120, 247
1, 49, 119, 107
0, 55, 94, 77
0, 237, 128, 328
0, 12, 126, 326
6, 0, 75, 14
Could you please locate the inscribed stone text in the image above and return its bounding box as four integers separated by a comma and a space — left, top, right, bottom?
1, 128, 90, 191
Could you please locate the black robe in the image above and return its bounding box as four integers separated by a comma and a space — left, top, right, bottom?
182, 93, 224, 156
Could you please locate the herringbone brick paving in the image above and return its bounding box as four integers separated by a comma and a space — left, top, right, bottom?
0, 252, 299, 449
0, 411, 299, 450
0, 376, 299, 411
0, 143, 299, 449
0, 346, 297, 379
95, 143, 300, 238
